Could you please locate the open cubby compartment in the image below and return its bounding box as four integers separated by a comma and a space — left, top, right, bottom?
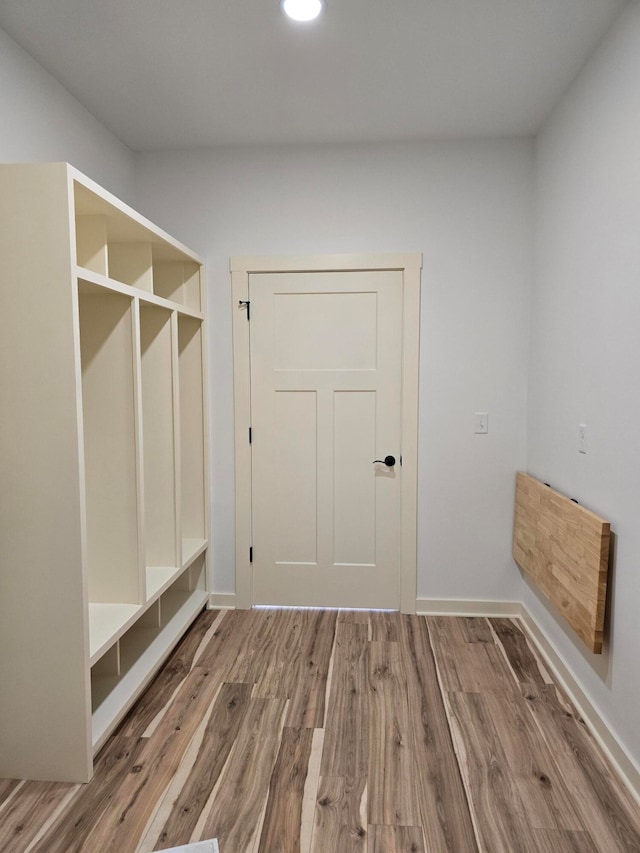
153, 256, 202, 312
108, 242, 153, 292
139, 304, 180, 602
92, 641, 121, 679
178, 316, 207, 565
90, 563, 208, 752
75, 179, 155, 290
79, 281, 143, 658
76, 214, 108, 275
74, 179, 202, 307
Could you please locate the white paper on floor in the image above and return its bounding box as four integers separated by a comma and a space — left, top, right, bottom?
153, 840, 219, 853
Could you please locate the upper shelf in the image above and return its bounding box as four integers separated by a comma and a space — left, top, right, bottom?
76, 268, 204, 320
72, 171, 203, 313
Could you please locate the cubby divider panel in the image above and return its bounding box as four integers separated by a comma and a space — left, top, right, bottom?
79, 285, 141, 605
140, 304, 179, 577
178, 316, 206, 560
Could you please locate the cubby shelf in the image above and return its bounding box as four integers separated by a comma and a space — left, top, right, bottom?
182, 537, 208, 567
0, 162, 209, 783
76, 267, 204, 319
89, 603, 143, 665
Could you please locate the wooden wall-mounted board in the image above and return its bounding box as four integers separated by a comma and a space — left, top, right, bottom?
513, 472, 611, 654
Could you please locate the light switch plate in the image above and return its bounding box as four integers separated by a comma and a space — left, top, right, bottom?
474, 412, 489, 434
578, 423, 587, 453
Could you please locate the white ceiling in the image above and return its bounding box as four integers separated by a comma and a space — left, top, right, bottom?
0, 0, 628, 151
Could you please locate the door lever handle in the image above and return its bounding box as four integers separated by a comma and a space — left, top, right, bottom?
373, 455, 396, 467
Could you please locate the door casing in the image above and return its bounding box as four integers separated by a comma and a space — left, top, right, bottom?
231, 253, 422, 613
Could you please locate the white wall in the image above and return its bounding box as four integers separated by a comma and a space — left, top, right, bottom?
0, 27, 134, 201
135, 139, 533, 602
528, 1, 640, 768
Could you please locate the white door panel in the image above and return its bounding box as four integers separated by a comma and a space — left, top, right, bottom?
250, 270, 402, 608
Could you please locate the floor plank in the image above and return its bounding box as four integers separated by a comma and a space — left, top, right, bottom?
258, 727, 314, 852
197, 697, 288, 851
150, 681, 252, 850
459, 616, 494, 645
479, 688, 583, 830
321, 630, 369, 778
491, 617, 549, 684
532, 828, 600, 852
77, 666, 219, 852
428, 616, 519, 694
311, 776, 367, 853
367, 824, 425, 852
398, 615, 478, 851
367, 640, 420, 826
33, 735, 146, 853
0, 780, 22, 812
369, 611, 399, 642
0, 781, 77, 853
446, 690, 541, 853
521, 681, 640, 851
285, 609, 337, 729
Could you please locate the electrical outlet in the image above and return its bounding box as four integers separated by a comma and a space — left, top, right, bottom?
474, 412, 489, 434
578, 423, 587, 454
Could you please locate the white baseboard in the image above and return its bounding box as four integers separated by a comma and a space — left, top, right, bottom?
519, 606, 640, 806
415, 597, 521, 617
208, 592, 237, 609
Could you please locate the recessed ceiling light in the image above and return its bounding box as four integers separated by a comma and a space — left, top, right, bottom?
281, 0, 325, 23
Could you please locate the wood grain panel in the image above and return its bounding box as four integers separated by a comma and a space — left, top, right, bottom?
152, 681, 251, 848
446, 691, 539, 853
398, 615, 478, 852
428, 617, 519, 695
34, 736, 146, 853
312, 776, 367, 853
0, 781, 21, 811
532, 829, 599, 852
521, 682, 640, 851
81, 666, 219, 851
513, 472, 610, 653
285, 609, 337, 728
479, 689, 583, 830
199, 697, 288, 851
258, 727, 314, 852
0, 781, 77, 853
367, 640, 420, 826
321, 634, 369, 778
491, 618, 549, 685
459, 616, 494, 644
367, 825, 425, 852
369, 611, 399, 642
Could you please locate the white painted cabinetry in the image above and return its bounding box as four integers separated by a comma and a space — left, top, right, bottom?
0, 163, 209, 782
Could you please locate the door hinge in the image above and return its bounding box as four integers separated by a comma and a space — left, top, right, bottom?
249, 546, 253, 563
249, 426, 252, 444
239, 299, 251, 320
400, 455, 403, 467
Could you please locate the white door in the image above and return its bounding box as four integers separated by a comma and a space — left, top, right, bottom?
249, 270, 403, 608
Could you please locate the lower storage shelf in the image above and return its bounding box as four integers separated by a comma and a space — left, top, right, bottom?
89, 602, 142, 664
91, 578, 208, 752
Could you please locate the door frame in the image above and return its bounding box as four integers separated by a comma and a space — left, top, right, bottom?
230, 253, 422, 613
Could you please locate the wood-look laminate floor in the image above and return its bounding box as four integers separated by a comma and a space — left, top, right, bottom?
1, 609, 639, 852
